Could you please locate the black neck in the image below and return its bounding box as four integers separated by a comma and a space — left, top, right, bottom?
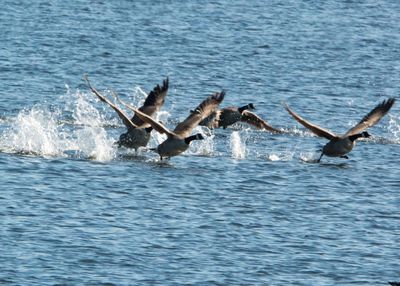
349, 132, 368, 142
238, 104, 252, 114
238, 105, 248, 114
184, 134, 200, 144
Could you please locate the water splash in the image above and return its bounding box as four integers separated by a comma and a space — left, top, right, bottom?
299, 151, 320, 163
189, 127, 215, 156
130, 86, 148, 107
287, 126, 315, 138
268, 154, 280, 161
147, 110, 170, 149
0, 89, 117, 161
230, 131, 246, 159
387, 114, 400, 144
71, 91, 116, 161
0, 106, 65, 157
267, 151, 295, 161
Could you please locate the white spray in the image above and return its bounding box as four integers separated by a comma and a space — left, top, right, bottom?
230, 131, 246, 159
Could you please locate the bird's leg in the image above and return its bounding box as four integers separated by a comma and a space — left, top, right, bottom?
340, 155, 349, 159
317, 153, 323, 163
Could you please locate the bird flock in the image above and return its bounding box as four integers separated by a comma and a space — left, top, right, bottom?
84, 76, 396, 162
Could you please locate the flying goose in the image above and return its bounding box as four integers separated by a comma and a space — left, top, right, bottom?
130, 91, 225, 160
284, 98, 395, 162
200, 103, 282, 133
199, 103, 253, 129
84, 75, 169, 151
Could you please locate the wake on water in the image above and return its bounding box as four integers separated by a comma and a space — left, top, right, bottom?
0, 87, 399, 163
0, 88, 217, 162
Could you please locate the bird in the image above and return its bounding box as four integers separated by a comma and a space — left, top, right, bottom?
129, 91, 225, 160
284, 98, 396, 162
199, 103, 282, 133
84, 75, 169, 151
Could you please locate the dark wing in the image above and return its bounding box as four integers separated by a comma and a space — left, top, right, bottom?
241, 110, 283, 133
345, 98, 396, 136
131, 77, 169, 126
284, 103, 338, 140
83, 75, 138, 131
174, 91, 225, 137
142, 77, 169, 111
127, 106, 175, 137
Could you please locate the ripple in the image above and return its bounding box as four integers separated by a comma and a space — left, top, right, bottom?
1, 0, 399, 285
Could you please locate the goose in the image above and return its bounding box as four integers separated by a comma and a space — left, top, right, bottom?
199, 103, 253, 129
129, 91, 225, 160
284, 98, 395, 162
200, 103, 282, 133
218, 103, 255, 128
84, 75, 168, 151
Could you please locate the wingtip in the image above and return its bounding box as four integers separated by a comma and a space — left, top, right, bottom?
380, 97, 396, 112
208, 90, 225, 103
83, 74, 90, 86
217, 90, 226, 102
387, 97, 396, 107
83, 74, 97, 93
163, 77, 169, 90
282, 100, 291, 112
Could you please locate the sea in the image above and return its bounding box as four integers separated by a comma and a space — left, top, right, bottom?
0, 1, 399, 285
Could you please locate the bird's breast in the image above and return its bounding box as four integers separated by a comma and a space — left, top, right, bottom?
157, 137, 189, 157
322, 138, 354, 157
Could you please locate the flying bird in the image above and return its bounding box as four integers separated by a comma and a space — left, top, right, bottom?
84, 75, 169, 151
284, 98, 395, 162
131, 91, 225, 160
200, 103, 282, 133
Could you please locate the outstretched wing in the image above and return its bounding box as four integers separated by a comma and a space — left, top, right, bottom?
241, 110, 283, 133
128, 106, 176, 137
345, 98, 396, 136
131, 77, 169, 126
284, 102, 338, 140
83, 75, 138, 131
173, 91, 225, 137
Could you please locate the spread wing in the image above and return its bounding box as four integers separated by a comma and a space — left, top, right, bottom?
127, 106, 176, 137
173, 91, 225, 137
130, 77, 169, 126
284, 103, 338, 140
83, 75, 138, 131
241, 110, 283, 133
345, 98, 396, 136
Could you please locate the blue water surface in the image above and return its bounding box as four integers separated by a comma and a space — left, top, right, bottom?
0, 1, 399, 285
